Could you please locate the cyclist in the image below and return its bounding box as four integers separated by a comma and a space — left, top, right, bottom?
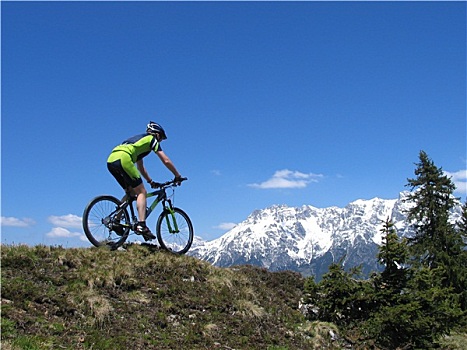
107, 121, 183, 241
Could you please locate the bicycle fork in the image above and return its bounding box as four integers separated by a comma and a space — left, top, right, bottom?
163, 199, 180, 234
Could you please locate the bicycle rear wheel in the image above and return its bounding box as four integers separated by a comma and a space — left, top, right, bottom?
82, 195, 130, 248
156, 207, 193, 255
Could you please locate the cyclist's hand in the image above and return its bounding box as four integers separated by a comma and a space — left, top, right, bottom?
174, 175, 183, 186
150, 181, 162, 189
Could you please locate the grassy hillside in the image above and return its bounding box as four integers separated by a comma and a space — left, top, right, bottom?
1, 244, 343, 350
2, 244, 466, 350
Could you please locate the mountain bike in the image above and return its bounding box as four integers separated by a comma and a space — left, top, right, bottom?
82, 178, 193, 254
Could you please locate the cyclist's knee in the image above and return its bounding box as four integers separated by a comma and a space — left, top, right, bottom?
133, 184, 146, 196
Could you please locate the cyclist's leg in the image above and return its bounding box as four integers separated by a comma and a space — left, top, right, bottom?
120, 186, 135, 203
132, 183, 147, 222
132, 184, 156, 240
107, 152, 154, 240
107, 152, 142, 193
108, 152, 143, 214
107, 157, 128, 192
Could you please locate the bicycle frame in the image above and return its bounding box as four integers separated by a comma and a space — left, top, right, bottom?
118, 187, 179, 234
146, 189, 166, 218
147, 190, 180, 234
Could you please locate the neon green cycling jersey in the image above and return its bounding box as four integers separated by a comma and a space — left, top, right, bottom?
111, 133, 161, 163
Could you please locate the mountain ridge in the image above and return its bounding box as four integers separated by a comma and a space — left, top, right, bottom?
189, 192, 462, 280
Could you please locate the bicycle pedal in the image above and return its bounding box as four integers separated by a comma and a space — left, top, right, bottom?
113, 227, 126, 236
142, 232, 156, 241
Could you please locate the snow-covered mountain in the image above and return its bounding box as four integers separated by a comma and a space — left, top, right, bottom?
189, 192, 462, 280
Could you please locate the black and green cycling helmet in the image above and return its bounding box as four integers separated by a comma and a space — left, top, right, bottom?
147, 121, 167, 140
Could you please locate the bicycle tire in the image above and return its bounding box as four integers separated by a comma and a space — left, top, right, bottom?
156, 207, 193, 255
82, 195, 130, 248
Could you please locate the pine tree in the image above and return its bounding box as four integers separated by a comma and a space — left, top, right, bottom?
405, 266, 463, 347
363, 219, 411, 348
455, 201, 467, 313
459, 201, 467, 238
405, 150, 459, 270
404, 151, 465, 330
365, 214, 463, 348
312, 262, 353, 326
376, 218, 409, 298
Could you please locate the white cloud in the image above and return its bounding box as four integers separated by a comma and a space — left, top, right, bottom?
211, 169, 221, 176
214, 222, 237, 231
248, 169, 323, 189
48, 214, 82, 228
47, 214, 87, 241
46, 227, 83, 239
1, 216, 36, 227
445, 169, 467, 195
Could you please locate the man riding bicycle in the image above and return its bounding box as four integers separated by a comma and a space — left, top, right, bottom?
107, 121, 183, 241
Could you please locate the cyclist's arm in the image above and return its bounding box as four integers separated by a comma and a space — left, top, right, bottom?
136, 159, 152, 183
155, 150, 181, 178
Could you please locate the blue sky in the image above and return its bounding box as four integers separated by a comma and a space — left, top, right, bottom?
2, 1, 466, 247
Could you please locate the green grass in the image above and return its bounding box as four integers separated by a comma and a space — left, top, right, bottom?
2, 244, 466, 350
0, 244, 325, 349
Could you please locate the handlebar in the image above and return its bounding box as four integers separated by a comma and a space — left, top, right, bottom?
154, 177, 188, 189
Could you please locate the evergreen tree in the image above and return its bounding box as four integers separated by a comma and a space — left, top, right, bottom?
362, 219, 411, 348
456, 201, 467, 313
364, 216, 462, 348
405, 266, 463, 348
310, 260, 373, 328
458, 200, 467, 240
367, 266, 462, 349
405, 150, 458, 270
407, 151, 467, 320
312, 262, 352, 326
376, 218, 409, 298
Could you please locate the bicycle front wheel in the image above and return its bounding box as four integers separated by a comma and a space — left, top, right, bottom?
83, 195, 130, 248
156, 207, 193, 255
